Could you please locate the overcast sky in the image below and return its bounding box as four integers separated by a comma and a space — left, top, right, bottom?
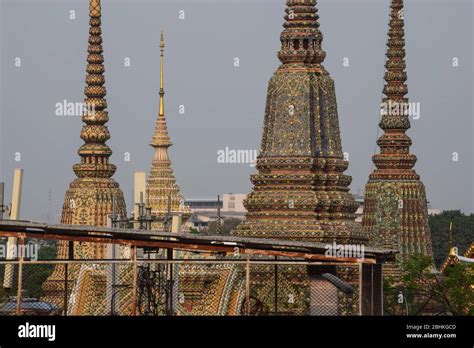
1, 0, 473, 223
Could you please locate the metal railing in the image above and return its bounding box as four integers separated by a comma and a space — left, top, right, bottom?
0, 259, 360, 316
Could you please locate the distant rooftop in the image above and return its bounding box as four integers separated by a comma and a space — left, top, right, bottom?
186, 198, 219, 202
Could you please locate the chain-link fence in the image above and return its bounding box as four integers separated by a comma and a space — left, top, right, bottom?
0, 259, 361, 316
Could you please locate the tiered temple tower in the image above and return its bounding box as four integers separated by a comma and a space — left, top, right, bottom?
233, 0, 366, 244
145, 32, 190, 226
43, 0, 127, 303
362, 0, 433, 276
60, 0, 127, 245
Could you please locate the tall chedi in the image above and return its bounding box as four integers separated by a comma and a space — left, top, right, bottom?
362, 0, 433, 277
233, 0, 366, 244
146, 31, 190, 227
60, 0, 127, 242
43, 0, 127, 304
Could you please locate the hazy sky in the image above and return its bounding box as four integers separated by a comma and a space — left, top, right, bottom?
1, 0, 473, 223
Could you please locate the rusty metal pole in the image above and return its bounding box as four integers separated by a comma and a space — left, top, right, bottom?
245, 258, 250, 316
0, 182, 4, 220
131, 245, 138, 316
63, 262, 68, 315
274, 256, 278, 314
16, 235, 25, 316
63, 241, 74, 315
166, 247, 174, 316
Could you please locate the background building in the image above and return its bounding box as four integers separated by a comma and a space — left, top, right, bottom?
185, 194, 247, 232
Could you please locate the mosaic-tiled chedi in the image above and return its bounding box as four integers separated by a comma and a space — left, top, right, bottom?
146, 32, 190, 227
233, 0, 366, 244
362, 0, 433, 277
43, 0, 127, 303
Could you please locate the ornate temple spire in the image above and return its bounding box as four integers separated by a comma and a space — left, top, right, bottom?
384, 0, 408, 101
73, 0, 116, 180
159, 31, 165, 117
277, 0, 326, 66
362, 0, 433, 274
43, 0, 127, 305
146, 31, 190, 225
62, 0, 126, 226
371, 0, 418, 181
150, 31, 172, 149
233, 0, 365, 243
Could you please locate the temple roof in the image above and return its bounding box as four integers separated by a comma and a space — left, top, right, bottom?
440, 242, 474, 273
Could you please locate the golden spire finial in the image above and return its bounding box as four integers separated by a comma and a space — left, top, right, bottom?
160, 30, 165, 53
159, 30, 165, 116
89, 0, 101, 18
150, 30, 172, 148
449, 222, 455, 255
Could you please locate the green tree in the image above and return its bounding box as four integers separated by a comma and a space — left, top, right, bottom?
384, 255, 473, 315
188, 227, 199, 234
428, 210, 474, 267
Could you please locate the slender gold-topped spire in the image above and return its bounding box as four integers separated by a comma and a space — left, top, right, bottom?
159, 30, 165, 116
150, 31, 172, 148
146, 31, 190, 225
